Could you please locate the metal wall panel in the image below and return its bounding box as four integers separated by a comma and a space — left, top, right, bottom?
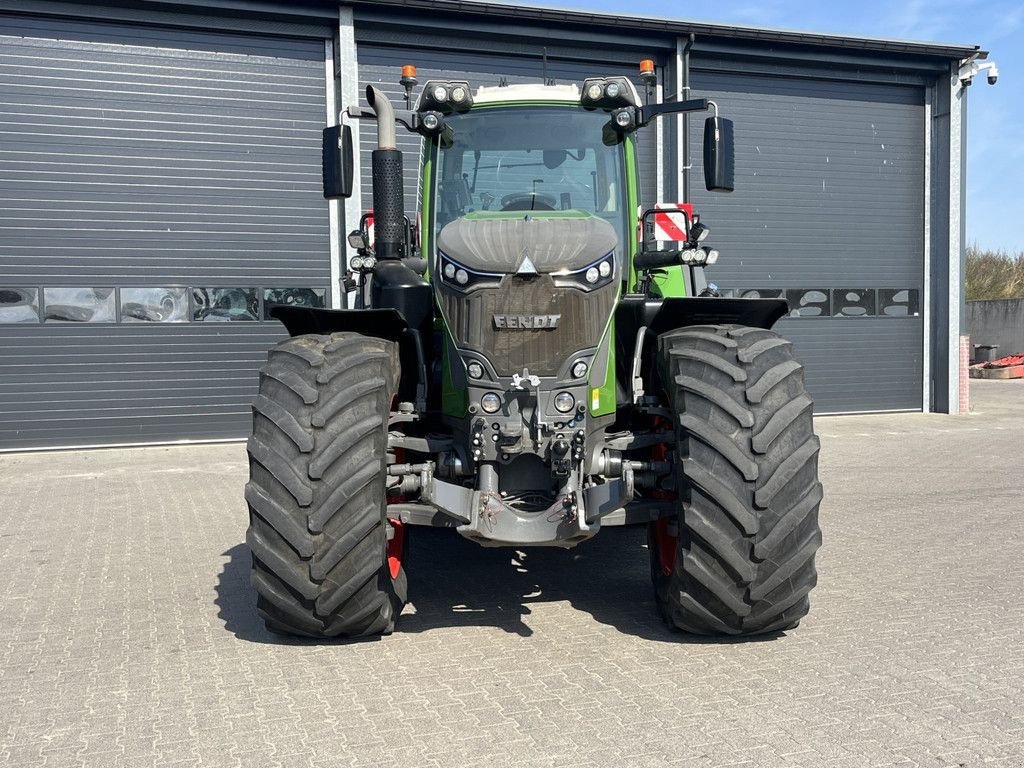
688, 70, 925, 412
0, 15, 330, 450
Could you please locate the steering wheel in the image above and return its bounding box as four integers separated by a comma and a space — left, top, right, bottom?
499, 192, 558, 211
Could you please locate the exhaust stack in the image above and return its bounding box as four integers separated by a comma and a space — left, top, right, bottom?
366, 85, 405, 259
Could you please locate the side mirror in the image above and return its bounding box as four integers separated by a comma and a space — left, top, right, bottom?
322, 124, 354, 199
703, 116, 734, 193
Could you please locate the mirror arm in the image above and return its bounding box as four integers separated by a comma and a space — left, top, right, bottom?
637, 97, 710, 128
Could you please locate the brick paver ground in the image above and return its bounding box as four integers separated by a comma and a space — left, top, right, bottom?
1, 380, 1023, 767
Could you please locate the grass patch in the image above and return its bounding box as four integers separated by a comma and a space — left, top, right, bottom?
966, 245, 1024, 301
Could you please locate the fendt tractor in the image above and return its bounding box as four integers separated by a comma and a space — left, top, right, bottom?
243, 58, 823, 639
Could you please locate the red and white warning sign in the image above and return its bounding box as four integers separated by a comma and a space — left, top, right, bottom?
652, 203, 694, 242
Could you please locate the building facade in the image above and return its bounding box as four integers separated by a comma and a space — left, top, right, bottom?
0, 0, 980, 450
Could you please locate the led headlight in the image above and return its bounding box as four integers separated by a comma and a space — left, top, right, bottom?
552, 252, 616, 291
350, 256, 364, 270
705, 249, 719, 265
432, 85, 448, 102
480, 393, 502, 413
612, 108, 635, 130
571, 360, 589, 379
438, 251, 501, 290
585, 83, 603, 100
605, 82, 621, 98
450, 85, 468, 103
467, 361, 484, 380
420, 112, 441, 131
553, 392, 575, 413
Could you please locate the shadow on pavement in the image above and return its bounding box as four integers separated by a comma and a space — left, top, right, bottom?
216, 527, 787, 645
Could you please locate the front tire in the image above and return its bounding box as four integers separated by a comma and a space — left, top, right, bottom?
652, 324, 823, 636
245, 332, 407, 638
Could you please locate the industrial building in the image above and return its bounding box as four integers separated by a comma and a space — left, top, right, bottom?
0, 0, 982, 449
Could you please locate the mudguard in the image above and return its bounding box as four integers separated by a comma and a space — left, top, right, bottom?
270, 305, 409, 340
616, 296, 789, 339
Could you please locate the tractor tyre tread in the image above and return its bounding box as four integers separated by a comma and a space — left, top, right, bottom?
245, 332, 405, 638
653, 324, 823, 636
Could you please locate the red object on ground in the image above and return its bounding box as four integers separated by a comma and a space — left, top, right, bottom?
984, 354, 1024, 368
969, 353, 1024, 380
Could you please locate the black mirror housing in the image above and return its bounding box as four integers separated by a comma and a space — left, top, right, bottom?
703, 116, 735, 193
322, 124, 354, 199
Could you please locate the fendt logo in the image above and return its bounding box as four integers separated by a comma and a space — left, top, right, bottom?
492, 314, 561, 330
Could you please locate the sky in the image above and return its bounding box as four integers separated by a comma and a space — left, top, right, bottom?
549, 0, 1024, 254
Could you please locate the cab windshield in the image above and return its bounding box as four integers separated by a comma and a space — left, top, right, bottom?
431, 106, 628, 251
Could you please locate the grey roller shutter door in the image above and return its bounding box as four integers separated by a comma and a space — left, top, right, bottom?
0, 16, 331, 450
357, 47, 661, 218
689, 71, 925, 412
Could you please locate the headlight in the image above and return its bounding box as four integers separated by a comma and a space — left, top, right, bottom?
585, 83, 603, 100
420, 111, 442, 131
705, 249, 719, 265
571, 360, 589, 379
438, 251, 501, 290
553, 392, 575, 413
450, 85, 468, 103
552, 252, 616, 291
480, 393, 502, 413
467, 361, 484, 379
605, 82, 621, 98
432, 85, 448, 101
612, 108, 635, 131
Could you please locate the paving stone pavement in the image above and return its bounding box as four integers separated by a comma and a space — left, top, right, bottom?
1, 379, 1023, 768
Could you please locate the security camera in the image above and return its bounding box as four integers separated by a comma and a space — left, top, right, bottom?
959, 58, 999, 87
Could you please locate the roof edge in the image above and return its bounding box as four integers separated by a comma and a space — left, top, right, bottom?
353, 0, 982, 60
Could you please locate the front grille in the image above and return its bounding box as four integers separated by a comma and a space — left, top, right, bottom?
439, 275, 616, 376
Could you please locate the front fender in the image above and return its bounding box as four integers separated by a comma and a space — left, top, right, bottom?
270, 306, 409, 340
616, 296, 789, 339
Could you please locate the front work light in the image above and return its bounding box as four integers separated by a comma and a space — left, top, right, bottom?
417, 80, 474, 113
580, 77, 640, 109
481, 393, 502, 413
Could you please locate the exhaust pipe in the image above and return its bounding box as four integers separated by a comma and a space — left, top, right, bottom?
366, 85, 404, 259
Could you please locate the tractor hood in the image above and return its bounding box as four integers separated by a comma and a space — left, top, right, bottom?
436, 211, 618, 274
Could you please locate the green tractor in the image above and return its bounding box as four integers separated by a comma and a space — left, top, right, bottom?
244, 62, 823, 639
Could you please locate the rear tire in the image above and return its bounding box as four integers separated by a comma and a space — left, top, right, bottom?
651, 324, 823, 636
245, 332, 407, 638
